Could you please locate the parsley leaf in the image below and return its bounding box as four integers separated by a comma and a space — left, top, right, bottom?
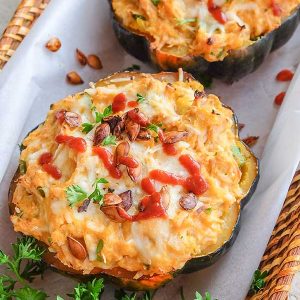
147, 123, 162, 134
37, 187, 45, 198
82, 105, 113, 133
204, 208, 212, 214
96, 240, 104, 262
66, 178, 108, 206
137, 93, 146, 103
19, 160, 27, 175
89, 178, 108, 204
103, 105, 113, 118
123, 64, 141, 72
18, 143, 26, 152
177, 18, 197, 25
231, 145, 246, 167
12, 237, 44, 263
0, 275, 16, 295
94, 178, 109, 185
194, 291, 214, 300
82, 122, 94, 134
114, 289, 136, 300
249, 269, 268, 295
66, 185, 88, 207
68, 278, 104, 300
14, 286, 48, 300
151, 0, 160, 6
132, 14, 146, 20
20, 260, 47, 283
141, 291, 156, 300
102, 135, 117, 146
0, 237, 46, 299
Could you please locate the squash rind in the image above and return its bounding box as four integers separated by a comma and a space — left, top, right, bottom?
110, 3, 300, 83
8, 71, 259, 290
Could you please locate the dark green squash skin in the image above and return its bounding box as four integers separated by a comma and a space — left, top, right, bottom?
9, 72, 259, 290
110, 4, 300, 83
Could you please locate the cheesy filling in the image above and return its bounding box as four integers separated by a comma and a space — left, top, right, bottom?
11, 73, 243, 277
112, 0, 300, 61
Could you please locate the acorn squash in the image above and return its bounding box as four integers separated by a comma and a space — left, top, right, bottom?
9, 71, 259, 290
110, 0, 300, 83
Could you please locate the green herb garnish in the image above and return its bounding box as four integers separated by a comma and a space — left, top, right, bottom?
0, 237, 47, 299
205, 208, 212, 214
82, 123, 94, 134
231, 145, 246, 167
151, 0, 160, 6
114, 289, 136, 300
147, 123, 162, 134
194, 291, 214, 300
66, 178, 108, 207
66, 278, 104, 300
18, 143, 26, 152
66, 185, 88, 207
96, 240, 104, 262
132, 14, 146, 20
102, 135, 117, 146
177, 18, 197, 25
249, 269, 268, 295
136, 93, 146, 104
115, 289, 155, 300
122, 64, 141, 72
37, 187, 45, 198
0, 237, 105, 299
82, 105, 113, 133
19, 160, 27, 175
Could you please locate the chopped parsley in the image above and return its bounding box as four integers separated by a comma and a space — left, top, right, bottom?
194, 291, 214, 300
136, 93, 146, 104
82, 104, 112, 134
122, 64, 141, 72
96, 239, 104, 262
65, 185, 87, 207
132, 14, 146, 20
66, 178, 108, 207
0, 237, 47, 299
231, 145, 246, 167
249, 269, 268, 295
19, 160, 27, 175
205, 208, 212, 214
18, 143, 26, 152
37, 187, 45, 198
82, 122, 94, 134
147, 123, 162, 134
177, 18, 197, 25
102, 135, 117, 146
151, 0, 160, 6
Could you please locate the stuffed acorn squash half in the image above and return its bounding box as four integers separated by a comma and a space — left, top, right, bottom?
9, 71, 259, 290
110, 0, 300, 83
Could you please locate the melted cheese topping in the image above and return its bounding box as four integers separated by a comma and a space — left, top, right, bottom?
112, 0, 300, 61
11, 73, 243, 276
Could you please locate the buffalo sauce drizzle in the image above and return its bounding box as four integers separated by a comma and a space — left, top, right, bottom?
134, 155, 208, 221
271, 0, 282, 16
149, 154, 208, 196
93, 146, 122, 179
207, 0, 227, 24
38, 152, 62, 179
133, 192, 167, 221
55, 134, 87, 153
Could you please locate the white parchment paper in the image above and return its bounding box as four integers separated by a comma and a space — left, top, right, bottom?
1, 0, 300, 299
